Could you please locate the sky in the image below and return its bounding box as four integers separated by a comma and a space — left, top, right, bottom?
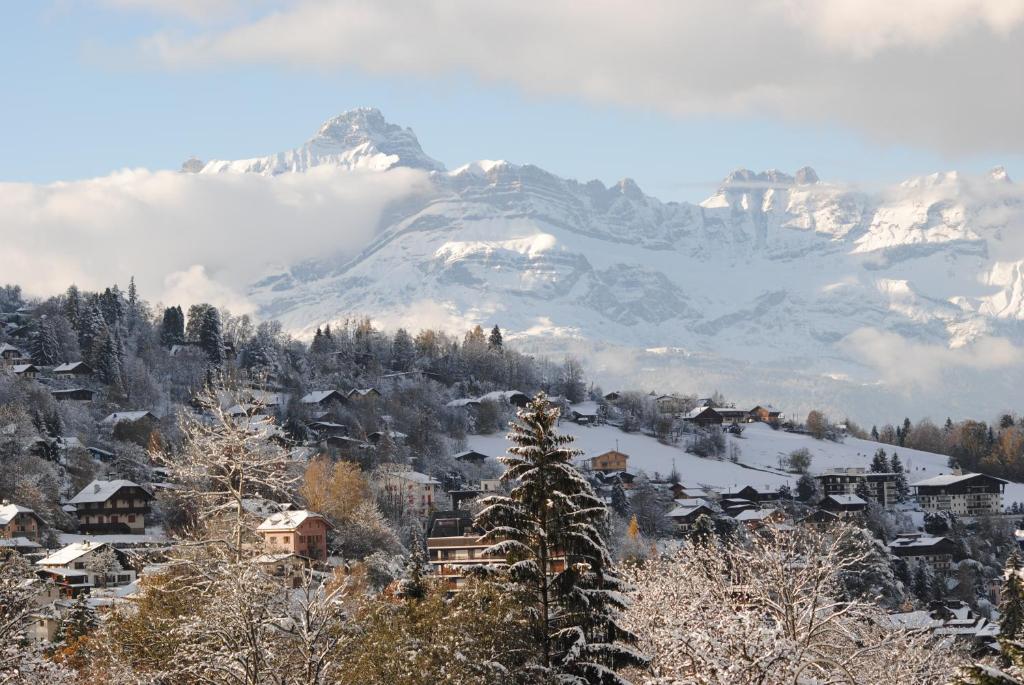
2, 1, 1023, 202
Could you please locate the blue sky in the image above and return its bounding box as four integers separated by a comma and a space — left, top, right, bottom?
3, 2, 1021, 201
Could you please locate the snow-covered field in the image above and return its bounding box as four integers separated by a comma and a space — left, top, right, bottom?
467, 413, 1024, 507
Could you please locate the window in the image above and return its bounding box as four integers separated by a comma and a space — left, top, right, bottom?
128, 515, 136, 523
283, 536, 290, 543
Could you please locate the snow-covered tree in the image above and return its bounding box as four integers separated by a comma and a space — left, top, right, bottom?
85, 546, 121, 588
1001, 552, 1024, 640
870, 447, 889, 473
488, 325, 503, 350
475, 393, 647, 683
623, 525, 963, 684
30, 317, 60, 366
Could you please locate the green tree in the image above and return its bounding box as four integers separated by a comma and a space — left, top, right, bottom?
488, 325, 503, 350
474, 393, 647, 683
1002, 552, 1024, 640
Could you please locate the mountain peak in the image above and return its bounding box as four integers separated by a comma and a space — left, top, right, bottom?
308, 107, 444, 172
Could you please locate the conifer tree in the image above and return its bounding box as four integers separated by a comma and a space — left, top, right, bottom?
198, 306, 225, 367
57, 594, 98, 645
912, 560, 933, 601
63, 284, 82, 329
870, 447, 889, 473
610, 482, 630, 518
399, 532, 430, 600
689, 513, 717, 546
31, 317, 61, 366
488, 325, 503, 350
871, 425, 879, 440
1002, 552, 1024, 640
855, 480, 873, 502
891, 452, 910, 502
475, 393, 647, 683
95, 328, 122, 387
160, 306, 186, 346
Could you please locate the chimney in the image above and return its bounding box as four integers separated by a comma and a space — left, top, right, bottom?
1, 499, 9, 506
93, 483, 102, 493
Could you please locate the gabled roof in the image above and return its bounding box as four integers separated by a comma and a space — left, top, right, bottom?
912, 472, 1010, 487
889, 534, 953, 550
0, 536, 40, 549
53, 361, 91, 373
0, 343, 25, 356
453, 449, 490, 462
37, 541, 112, 567
300, 390, 345, 404
824, 494, 867, 506
256, 509, 331, 532
347, 388, 380, 398
0, 503, 41, 526
667, 504, 714, 519
68, 479, 150, 505
394, 471, 440, 485
684, 406, 721, 419
10, 364, 38, 373
100, 410, 158, 425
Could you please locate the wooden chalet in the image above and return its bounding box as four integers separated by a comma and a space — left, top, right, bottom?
67, 479, 154, 534
589, 450, 629, 473
51, 388, 95, 402
683, 406, 723, 427
52, 361, 92, 379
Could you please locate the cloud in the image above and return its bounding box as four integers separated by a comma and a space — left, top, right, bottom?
839, 327, 1024, 389
0, 165, 432, 312
124, 0, 1024, 155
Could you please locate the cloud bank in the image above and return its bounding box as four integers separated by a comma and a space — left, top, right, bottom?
0, 165, 432, 311
119, 0, 1024, 155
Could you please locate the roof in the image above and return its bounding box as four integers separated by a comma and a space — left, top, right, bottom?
0, 503, 39, 525
0, 343, 24, 355
100, 411, 157, 425
37, 541, 111, 567
912, 472, 1010, 487
684, 406, 720, 419
68, 479, 148, 505
53, 361, 90, 373
889, 534, 953, 550
735, 508, 779, 521
0, 536, 40, 549
454, 449, 490, 461
393, 471, 441, 485
825, 494, 867, 506
478, 390, 527, 403
256, 509, 331, 532
348, 388, 380, 397
11, 364, 37, 373
251, 553, 301, 564
667, 504, 713, 519
446, 398, 481, 408
300, 390, 344, 404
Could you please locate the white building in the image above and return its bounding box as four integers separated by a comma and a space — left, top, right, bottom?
912, 472, 1007, 516
377, 470, 440, 518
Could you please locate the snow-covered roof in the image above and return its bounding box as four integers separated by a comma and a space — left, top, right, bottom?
825, 494, 867, 506
348, 388, 379, 397
684, 406, 718, 419
256, 509, 329, 532
446, 398, 481, 408
10, 364, 37, 373
252, 553, 300, 564
0, 343, 25, 355
0, 503, 39, 525
394, 471, 441, 485
667, 504, 712, 519
37, 541, 111, 567
479, 390, 527, 403
889, 534, 951, 550
300, 390, 343, 404
68, 479, 146, 505
912, 472, 1009, 487
100, 410, 157, 425
53, 362, 89, 373
735, 508, 778, 521
0, 536, 40, 549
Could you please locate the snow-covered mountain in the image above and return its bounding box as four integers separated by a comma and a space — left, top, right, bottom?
191, 109, 1024, 423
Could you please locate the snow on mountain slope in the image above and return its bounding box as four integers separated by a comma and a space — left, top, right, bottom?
193, 109, 1024, 424
467, 420, 1024, 508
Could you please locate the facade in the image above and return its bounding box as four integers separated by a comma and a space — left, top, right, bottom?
750, 405, 783, 423
655, 394, 687, 415
378, 470, 440, 518
913, 472, 1007, 516
425, 510, 504, 591
51, 388, 95, 402
683, 406, 723, 427
36, 541, 136, 595
67, 479, 154, 534
0, 501, 44, 542
816, 468, 901, 509
53, 361, 92, 379
589, 450, 629, 473
819, 494, 868, 518
0, 343, 28, 366
888, 533, 958, 571
256, 510, 332, 562
715, 407, 752, 424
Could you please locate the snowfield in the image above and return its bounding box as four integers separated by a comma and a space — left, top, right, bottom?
468, 415, 1024, 508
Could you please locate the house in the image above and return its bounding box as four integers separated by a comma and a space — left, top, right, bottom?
723, 485, 784, 504
245, 390, 287, 413
256, 510, 332, 562
52, 361, 93, 379
252, 553, 307, 588
655, 394, 687, 415
51, 388, 95, 402
168, 343, 202, 357
478, 390, 529, 408
666, 503, 717, 531
750, 405, 783, 423
888, 533, 959, 571
819, 493, 868, 518
367, 430, 408, 445
99, 411, 158, 427
570, 407, 599, 425
445, 398, 482, 410
683, 406, 723, 427
816, 468, 901, 509
912, 472, 1007, 516
300, 390, 347, 408
589, 450, 629, 473
798, 509, 841, 528
377, 470, 440, 518
306, 421, 349, 439
347, 388, 381, 400
713, 407, 750, 424
86, 446, 116, 463
453, 450, 490, 465
734, 508, 789, 530
0, 501, 44, 542
36, 541, 136, 596
67, 479, 154, 534
426, 510, 504, 591
0, 343, 28, 366
600, 471, 636, 488
603, 391, 622, 403
10, 363, 39, 379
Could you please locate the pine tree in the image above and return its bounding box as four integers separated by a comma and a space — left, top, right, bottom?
310, 327, 325, 354
78, 304, 104, 357
891, 452, 910, 502
198, 306, 225, 367
689, 513, 717, 546
475, 393, 647, 683
399, 533, 430, 600
912, 560, 933, 601
870, 447, 889, 473
855, 480, 873, 502
1002, 552, 1024, 640
63, 285, 82, 329
871, 425, 879, 440
57, 594, 98, 645
95, 329, 122, 387
160, 306, 186, 346
31, 317, 60, 366
610, 482, 630, 518
391, 328, 416, 371
488, 325, 503, 350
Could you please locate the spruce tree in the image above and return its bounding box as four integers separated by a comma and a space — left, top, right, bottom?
63, 285, 82, 329
871, 425, 879, 440
95, 329, 122, 387
31, 317, 60, 366
160, 306, 186, 346
399, 533, 430, 600
475, 393, 647, 683
488, 325, 503, 350
199, 306, 225, 367
855, 480, 873, 502
57, 594, 98, 645
610, 482, 630, 518
1002, 552, 1024, 640
870, 447, 889, 473
689, 513, 717, 546
891, 452, 910, 502
912, 560, 933, 601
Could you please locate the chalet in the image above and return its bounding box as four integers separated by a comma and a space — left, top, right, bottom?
36, 541, 136, 596
655, 394, 687, 415
734, 507, 789, 530
51, 388, 95, 402
589, 450, 629, 473
10, 363, 39, 379
446, 398, 481, 410
798, 509, 841, 527
683, 406, 723, 427
600, 470, 636, 488
306, 421, 349, 439
0, 501, 44, 542
750, 405, 783, 423
819, 493, 868, 518
67, 479, 154, 534
426, 510, 504, 591
256, 510, 332, 562
888, 533, 958, 571
0, 343, 28, 366
720, 497, 757, 517
347, 388, 381, 401
0, 536, 41, 553
86, 446, 116, 463
300, 390, 347, 408
723, 485, 784, 504
367, 430, 408, 445
570, 408, 599, 425
715, 407, 752, 424
816, 468, 901, 509
667, 503, 717, 531
913, 472, 1007, 516
603, 391, 622, 403
478, 390, 529, 408
52, 361, 92, 379
377, 470, 440, 518
99, 411, 158, 428
252, 553, 307, 588
453, 450, 490, 465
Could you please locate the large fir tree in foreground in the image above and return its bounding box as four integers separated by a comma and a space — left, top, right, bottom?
475, 393, 647, 684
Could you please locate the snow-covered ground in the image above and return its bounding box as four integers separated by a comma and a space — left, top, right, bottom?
467, 413, 1024, 507
56, 528, 171, 548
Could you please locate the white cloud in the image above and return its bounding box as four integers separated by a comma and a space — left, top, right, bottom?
126, 0, 1024, 155
0, 165, 432, 312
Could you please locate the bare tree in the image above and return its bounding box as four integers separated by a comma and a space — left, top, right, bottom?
622, 524, 964, 684
155, 384, 300, 561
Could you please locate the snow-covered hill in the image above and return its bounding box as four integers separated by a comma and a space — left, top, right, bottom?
193, 109, 1024, 423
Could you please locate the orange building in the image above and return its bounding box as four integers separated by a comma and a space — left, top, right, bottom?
0, 501, 44, 542
589, 450, 629, 473
256, 510, 332, 562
